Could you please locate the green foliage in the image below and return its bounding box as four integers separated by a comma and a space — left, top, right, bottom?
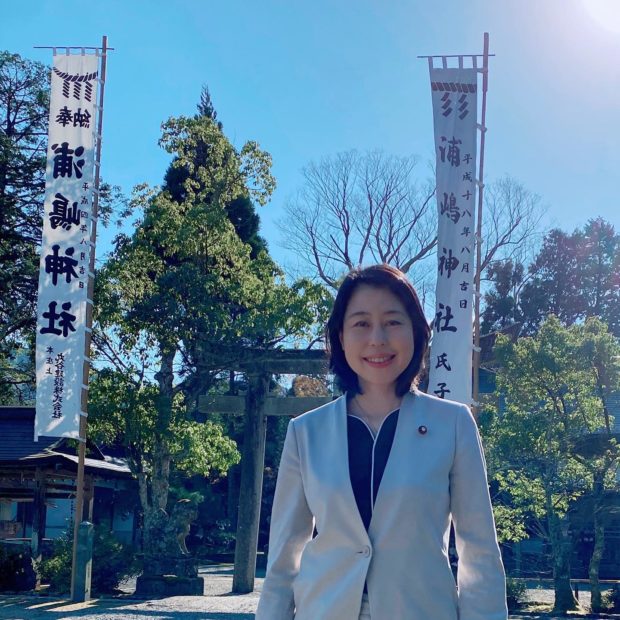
0, 50, 48, 402
203, 519, 236, 553
91, 108, 327, 558
505, 577, 527, 610
0, 50, 125, 403
490, 317, 618, 504
486, 316, 620, 586
0, 544, 36, 591
481, 259, 524, 335
37, 537, 71, 593
88, 368, 241, 479
482, 218, 620, 336
37, 527, 140, 595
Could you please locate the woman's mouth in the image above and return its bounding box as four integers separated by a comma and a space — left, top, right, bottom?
363, 354, 396, 368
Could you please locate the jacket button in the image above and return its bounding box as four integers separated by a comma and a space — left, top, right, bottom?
361, 545, 371, 557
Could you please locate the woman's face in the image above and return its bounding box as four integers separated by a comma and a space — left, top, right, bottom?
339, 284, 415, 393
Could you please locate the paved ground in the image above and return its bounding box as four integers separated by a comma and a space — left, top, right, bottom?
0, 566, 617, 620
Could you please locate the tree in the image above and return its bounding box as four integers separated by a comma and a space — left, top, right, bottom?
480, 259, 525, 335
93, 113, 328, 560
280, 150, 436, 288
280, 149, 542, 299
490, 316, 620, 612
0, 51, 48, 401
0, 50, 125, 402
88, 366, 240, 515
571, 318, 620, 612
578, 218, 620, 336
484, 219, 620, 337
478, 176, 543, 276
163, 86, 267, 258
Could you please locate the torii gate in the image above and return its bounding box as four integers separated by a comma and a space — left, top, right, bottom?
197, 348, 332, 593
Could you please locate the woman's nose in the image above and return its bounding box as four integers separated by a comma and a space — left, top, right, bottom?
368, 324, 387, 345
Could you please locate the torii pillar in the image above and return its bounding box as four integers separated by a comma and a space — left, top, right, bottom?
197, 349, 331, 593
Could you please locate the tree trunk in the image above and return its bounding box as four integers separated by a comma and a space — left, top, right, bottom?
547, 496, 579, 613
589, 472, 606, 613
153, 347, 175, 511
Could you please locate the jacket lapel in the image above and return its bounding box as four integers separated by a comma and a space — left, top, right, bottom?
368, 390, 420, 537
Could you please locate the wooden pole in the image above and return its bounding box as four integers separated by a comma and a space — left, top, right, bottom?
70, 35, 108, 602
31, 468, 47, 563
472, 32, 490, 418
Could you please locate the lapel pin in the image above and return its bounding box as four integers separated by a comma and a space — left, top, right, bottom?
418, 425, 428, 435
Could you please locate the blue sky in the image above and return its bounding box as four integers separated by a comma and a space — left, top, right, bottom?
3, 0, 620, 271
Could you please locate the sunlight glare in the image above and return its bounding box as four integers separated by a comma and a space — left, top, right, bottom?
583, 0, 620, 34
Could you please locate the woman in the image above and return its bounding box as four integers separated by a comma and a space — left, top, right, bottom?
256, 264, 507, 620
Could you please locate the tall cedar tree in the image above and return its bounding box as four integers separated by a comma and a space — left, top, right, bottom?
0, 51, 48, 401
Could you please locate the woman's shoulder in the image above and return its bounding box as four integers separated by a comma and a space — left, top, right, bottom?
290, 394, 345, 429
411, 389, 472, 419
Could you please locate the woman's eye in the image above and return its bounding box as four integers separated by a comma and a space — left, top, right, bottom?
387, 320, 402, 326
353, 321, 368, 327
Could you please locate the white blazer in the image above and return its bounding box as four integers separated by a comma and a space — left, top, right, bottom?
256, 390, 507, 620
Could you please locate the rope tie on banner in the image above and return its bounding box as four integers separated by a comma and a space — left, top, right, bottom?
88, 271, 96, 279
473, 345, 482, 353
477, 123, 487, 133
81, 384, 89, 392
458, 55, 463, 69
84, 326, 92, 334
471, 400, 481, 409
76, 435, 87, 443
476, 180, 485, 189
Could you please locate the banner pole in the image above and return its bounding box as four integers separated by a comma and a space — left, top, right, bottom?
70, 34, 108, 602
472, 32, 490, 417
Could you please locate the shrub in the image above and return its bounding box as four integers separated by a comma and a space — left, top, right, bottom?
203, 518, 235, 553
506, 577, 527, 610
0, 544, 37, 591
602, 584, 620, 612
38, 526, 139, 595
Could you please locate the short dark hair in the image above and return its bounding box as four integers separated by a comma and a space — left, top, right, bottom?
326, 264, 430, 397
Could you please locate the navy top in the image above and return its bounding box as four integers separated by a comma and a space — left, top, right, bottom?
347, 408, 400, 531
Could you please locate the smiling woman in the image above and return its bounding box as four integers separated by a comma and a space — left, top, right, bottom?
256, 264, 508, 620
583, 0, 620, 34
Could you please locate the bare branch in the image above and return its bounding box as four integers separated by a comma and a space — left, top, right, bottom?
279, 150, 436, 284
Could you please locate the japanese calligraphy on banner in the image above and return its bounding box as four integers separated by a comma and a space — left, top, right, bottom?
427, 68, 478, 406
35, 54, 99, 439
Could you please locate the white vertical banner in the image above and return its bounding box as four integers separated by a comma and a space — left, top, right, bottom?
428, 68, 478, 406
35, 54, 99, 439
